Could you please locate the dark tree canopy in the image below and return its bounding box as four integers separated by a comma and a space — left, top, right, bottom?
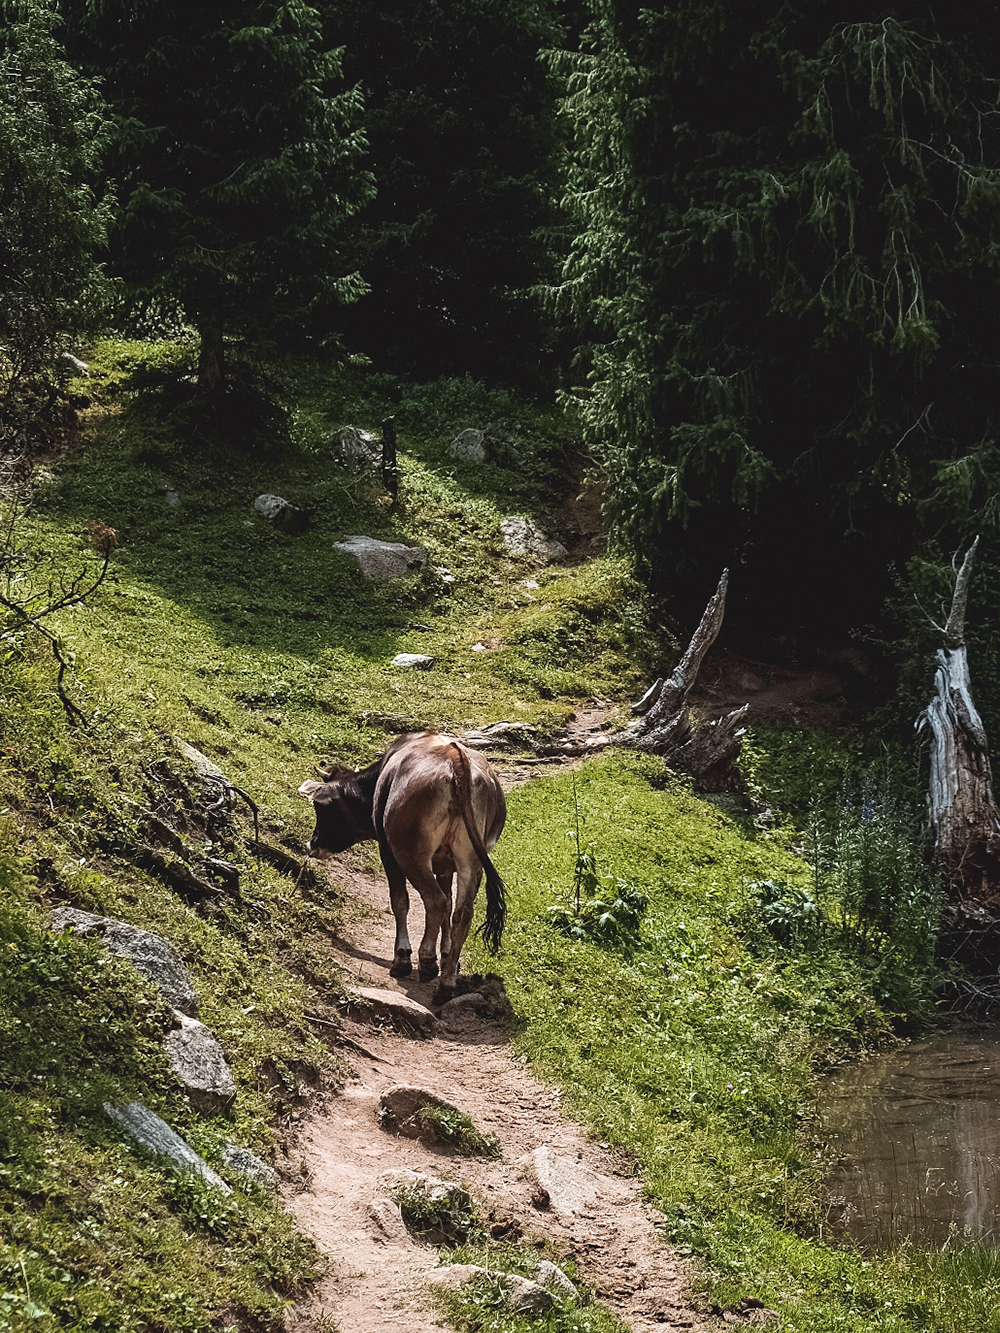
63, 0, 374, 387
1, 0, 112, 416
554, 1, 1000, 637
322, 0, 563, 385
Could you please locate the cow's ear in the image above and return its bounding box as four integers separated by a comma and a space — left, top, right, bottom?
297, 779, 325, 801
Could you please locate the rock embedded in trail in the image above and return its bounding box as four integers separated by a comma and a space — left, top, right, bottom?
343, 987, 437, 1035
379, 1085, 465, 1139
366, 1195, 408, 1242
333, 534, 428, 581
104, 1101, 232, 1194
428, 1265, 555, 1315
50, 907, 199, 1016
517, 1145, 631, 1217
165, 1012, 237, 1115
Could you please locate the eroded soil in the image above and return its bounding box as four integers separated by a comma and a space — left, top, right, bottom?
283, 831, 711, 1333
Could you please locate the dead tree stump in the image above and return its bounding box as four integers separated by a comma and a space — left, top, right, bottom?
918, 537, 1000, 901
615, 570, 748, 791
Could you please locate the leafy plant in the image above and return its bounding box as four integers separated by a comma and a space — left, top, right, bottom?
390, 1180, 482, 1244
169, 1169, 240, 1237
548, 777, 648, 952
751, 879, 820, 948
414, 1105, 502, 1159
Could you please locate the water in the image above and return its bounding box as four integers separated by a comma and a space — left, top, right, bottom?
817, 1027, 1000, 1248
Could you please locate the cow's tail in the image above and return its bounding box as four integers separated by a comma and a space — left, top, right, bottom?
450, 743, 507, 954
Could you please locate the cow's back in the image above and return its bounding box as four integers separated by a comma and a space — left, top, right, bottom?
374, 733, 505, 858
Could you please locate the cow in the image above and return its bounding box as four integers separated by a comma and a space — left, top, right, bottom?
297, 732, 506, 1000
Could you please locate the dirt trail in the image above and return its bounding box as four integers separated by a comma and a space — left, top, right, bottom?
283, 772, 711, 1333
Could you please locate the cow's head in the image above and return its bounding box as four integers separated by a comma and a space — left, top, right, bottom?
297, 765, 376, 857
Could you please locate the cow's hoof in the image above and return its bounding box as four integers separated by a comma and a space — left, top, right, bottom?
418, 959, 439, 981
389, 955, 412, 978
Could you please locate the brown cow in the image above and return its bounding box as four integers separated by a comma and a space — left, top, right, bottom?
298, 733, 506, 999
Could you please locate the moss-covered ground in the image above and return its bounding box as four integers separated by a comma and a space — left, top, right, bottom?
1, 340, 995, 1332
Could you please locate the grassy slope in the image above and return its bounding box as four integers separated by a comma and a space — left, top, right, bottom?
1, 340, 994, 1333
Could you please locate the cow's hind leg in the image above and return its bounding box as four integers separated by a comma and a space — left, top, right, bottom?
381, 844, 413, 977
433, 865, 482, 1004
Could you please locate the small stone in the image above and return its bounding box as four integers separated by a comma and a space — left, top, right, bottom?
391, 653, 434, 670
165, 1011, 237, 1115
253, 494, 309, 533
427, 1266, 553, 1315
449, 429, 486, 462
536, 1260, 578, 1302
222, 1144, 276, 1189
343, 987, 437, 1035
367, 1195, 408, 1241
499, 516, 567, 564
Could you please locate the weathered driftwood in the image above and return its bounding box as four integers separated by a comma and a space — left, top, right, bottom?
613, 570, 747, 791
917, 537, 1000, 901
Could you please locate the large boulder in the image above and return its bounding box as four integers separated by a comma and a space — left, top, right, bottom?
165, 1012, 237, 1115
499, 516, 567, 564
50, 907, 199, 1016
333, 535, 428, 581
105, 1101, 231, 1194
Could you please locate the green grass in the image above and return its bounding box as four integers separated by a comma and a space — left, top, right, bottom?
0, 339, 989, 1332
0, 341, 663, 1332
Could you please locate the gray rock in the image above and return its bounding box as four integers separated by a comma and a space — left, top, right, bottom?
333, 535, 428, 581
51, 908, 198, 1016
536, 1260, 578, 1302
437, 992, 486, 1034
253, 494, 308, 532
222, 1144, 276, 1190
449, 429, 486, 463
516, 1145, 631, 1217
439, 992, 485, 1011
336, 426, 380, 471
104, 1101, 231, 1194
499, 516, 567, 564
366, 1195, 408, 1241
343, 986, 437, 1034
379, 1085, 464, 1138
165, 1012, 237, 1115
391, 653, 434, 670
427, 1265, 553, 1315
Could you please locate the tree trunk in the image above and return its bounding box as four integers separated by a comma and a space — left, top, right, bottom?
615, 570, 747, 791
197, 320, 226, 392
918, 537, 1000, 901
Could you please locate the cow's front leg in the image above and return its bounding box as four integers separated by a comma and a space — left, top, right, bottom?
381, 845, 413, 977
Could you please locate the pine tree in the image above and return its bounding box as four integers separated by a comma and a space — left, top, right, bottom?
554, 2, 1000, 633
321, 0, 563, 385
64, 0, 374, 389
1, 0, 112, 418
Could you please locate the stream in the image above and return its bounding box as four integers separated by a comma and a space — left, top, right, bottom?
817, 1026, 1000, 1248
